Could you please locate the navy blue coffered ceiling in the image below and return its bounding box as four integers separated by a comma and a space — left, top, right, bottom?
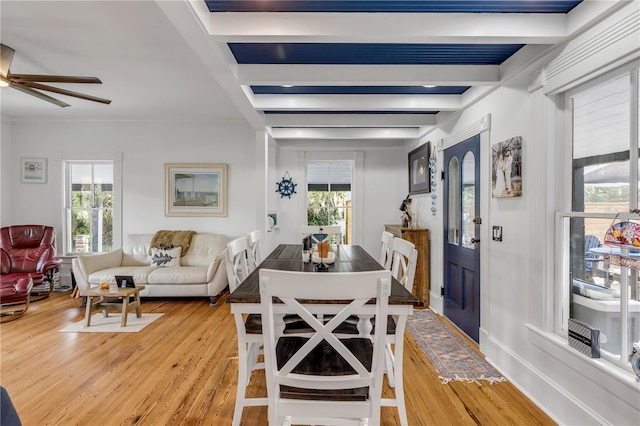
252, 86, 469, 95
264, 111, 439, 115
230, 43, 524, 65
205, 1, 581, 14
201, 0, 585, 140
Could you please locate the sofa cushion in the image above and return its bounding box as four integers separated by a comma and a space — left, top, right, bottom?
181, 234, 228, 267
88, 266, 157, 285
122, 235, 153, 266
150, 246, 181, 267
122, 234, 229, 267
147, 266, 208, 284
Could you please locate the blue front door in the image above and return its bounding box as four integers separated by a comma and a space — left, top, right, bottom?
443, 134, 481, 343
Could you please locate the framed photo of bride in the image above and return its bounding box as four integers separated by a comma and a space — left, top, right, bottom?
491, 136, 522, 198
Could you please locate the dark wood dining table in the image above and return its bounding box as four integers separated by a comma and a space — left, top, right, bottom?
227, 244, 423, 309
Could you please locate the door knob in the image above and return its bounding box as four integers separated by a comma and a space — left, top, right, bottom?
471, 238, 480, 243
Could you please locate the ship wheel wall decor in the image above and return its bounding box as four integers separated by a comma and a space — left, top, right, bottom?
276, 172, 297, 198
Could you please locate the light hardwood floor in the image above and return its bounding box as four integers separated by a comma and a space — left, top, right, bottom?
0, 291, 555, 425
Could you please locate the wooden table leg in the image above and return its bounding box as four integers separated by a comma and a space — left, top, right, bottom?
84, 295, 93, 327
121, 297, 129, 327
135, 292, 142, 318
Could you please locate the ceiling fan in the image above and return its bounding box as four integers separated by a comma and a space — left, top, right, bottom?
0, 43, 111, 107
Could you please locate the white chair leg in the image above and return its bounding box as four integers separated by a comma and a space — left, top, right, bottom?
233, 341, 249, 426
385, 342, 396, 387
392, 320, 409, 426
247, 342, 265, 381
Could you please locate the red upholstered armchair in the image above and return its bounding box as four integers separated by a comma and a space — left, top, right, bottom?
1, 225, 62, 301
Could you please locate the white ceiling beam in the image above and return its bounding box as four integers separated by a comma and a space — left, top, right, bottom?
237, 64, 499, 86
207, 12, 567, 43
253, 94, 461, 111
269, 127, 419, 139
264, 113, 436, 127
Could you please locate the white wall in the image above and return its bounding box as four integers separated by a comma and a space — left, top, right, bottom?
1, 119, 14, 225
271, 143, 406, 258
2, 121, 261, 245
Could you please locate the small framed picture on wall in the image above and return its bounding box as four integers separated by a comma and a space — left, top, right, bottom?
491, 137, 522, 198
408, 142, 431, 194
21, 158, 47, 184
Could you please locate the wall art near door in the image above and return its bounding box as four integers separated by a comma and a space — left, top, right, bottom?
408, 142, 431, 194
165, 163, 227, 216
21, 158, 47, 183
491, 137, 522, 198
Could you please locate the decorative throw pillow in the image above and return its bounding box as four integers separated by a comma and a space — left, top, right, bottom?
150, 246, 182, 267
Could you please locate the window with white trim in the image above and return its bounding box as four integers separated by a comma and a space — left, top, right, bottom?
558, 65, 639, 370
306, 161, 352, 244
63, 160, 118, 254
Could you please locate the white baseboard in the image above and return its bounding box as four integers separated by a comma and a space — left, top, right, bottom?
481, 326, 639, 425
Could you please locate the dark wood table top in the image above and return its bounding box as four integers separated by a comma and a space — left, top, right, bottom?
227, 244, 422, 307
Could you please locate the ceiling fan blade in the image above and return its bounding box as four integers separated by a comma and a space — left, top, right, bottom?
10, 74, 102, 84
17, 81, 111, 105
11, 84, 70, 107
0, 44, 15, 78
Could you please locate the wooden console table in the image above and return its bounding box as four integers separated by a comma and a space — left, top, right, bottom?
385, 225, 430, 307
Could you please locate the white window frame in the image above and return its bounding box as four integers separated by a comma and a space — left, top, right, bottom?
60, 152, 122, 255
556, 63, 639, 370
297, 151, 364, 245
305, 161, 353, 244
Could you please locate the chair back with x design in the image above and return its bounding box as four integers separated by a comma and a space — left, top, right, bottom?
247, 230, 263, 272
300, 225, 342, 245
260, 269, 390, 425
390, 238, 418, 293
379, 230, 394, 270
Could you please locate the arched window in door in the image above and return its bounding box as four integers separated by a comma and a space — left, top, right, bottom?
461, 152, 476, 249
448, 157, 460, 245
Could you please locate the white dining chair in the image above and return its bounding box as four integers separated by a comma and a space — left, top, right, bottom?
379, 230, 394, 269
247, 229, 263, 272
300, 225, 342, 245
224, 237, 266, 425
390, 237, 418, 294
329, 236, 416, 425
382, 237, 418, 426
259, 268, 390, 426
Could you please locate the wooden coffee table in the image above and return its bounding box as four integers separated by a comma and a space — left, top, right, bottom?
81, 285, 145, 327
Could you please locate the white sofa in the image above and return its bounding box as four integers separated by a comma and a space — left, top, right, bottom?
72, 233, 229, 305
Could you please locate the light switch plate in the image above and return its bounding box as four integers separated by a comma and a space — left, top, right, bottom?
492, 226, 503, 242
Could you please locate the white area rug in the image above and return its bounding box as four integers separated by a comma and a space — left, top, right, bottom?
59, 313, 163, 333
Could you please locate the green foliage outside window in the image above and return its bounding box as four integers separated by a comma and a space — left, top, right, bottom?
71, 185, 113, 252
307, 191, 349, 226
584, 185, 629, 203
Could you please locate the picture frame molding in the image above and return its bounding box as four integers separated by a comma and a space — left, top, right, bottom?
165, 163, 227, 217
21, 158, 47, 184
408, 142, 431, 195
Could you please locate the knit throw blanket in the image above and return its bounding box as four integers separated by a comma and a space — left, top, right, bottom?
148, 230, 196, 257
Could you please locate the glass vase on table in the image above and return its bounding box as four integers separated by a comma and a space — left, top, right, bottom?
315, 241, 329, 272
302, 235, 312, 263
